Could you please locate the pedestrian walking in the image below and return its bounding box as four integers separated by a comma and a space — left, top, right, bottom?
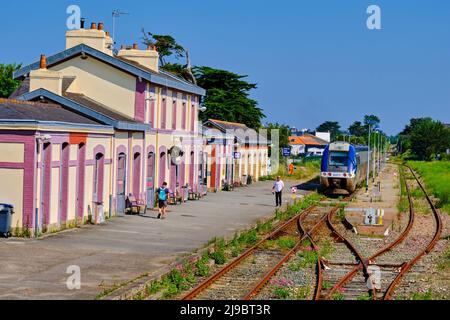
156, 182, 170, 219
272, 176, 285, 207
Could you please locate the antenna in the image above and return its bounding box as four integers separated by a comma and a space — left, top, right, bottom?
112, 9, 129, 49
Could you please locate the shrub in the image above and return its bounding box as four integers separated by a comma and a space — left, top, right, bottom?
274, 287, 291, 299
210, 250, 227, 265
297, 250, 318, 268
277, 236, 297, 250
238, 229, 259, 245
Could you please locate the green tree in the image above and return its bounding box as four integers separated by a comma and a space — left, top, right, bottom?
265, 123, 290, 149
405, 118, 450, 160
141, 30, 197, 84
194, 66, 265, 129
364, 114, 380, 130
348, 121, 366, 137
316, 121, 341, 141
141, 30, 185, 66
0, 63, 21, 98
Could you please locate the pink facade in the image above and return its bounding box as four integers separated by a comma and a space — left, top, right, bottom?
42, 143, 52, 225
60, 143, 70, 224
132, 146, 142, 198
161, 90, 167, 129
182, 95, 187, 130
159, 147, 167, 187
149, 86, 156, 128
172, 93, 177, 130
191, 97, 196, 132
93, 145, 106, 204
135, 80, 146, 122
76, 143, 86, 219
0, 132, 36, 229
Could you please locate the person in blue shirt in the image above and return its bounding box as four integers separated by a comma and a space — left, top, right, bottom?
156, 182, 170, 219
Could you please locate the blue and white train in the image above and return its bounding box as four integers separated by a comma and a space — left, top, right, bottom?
320, 142, 371, 193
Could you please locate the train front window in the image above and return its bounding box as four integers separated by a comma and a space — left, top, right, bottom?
329, 151, 348, 167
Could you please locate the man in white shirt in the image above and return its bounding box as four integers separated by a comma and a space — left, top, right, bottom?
272, 176, 285, 207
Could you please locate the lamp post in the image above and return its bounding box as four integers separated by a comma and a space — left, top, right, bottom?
366, 125, 371, 193
378, 132, 382, 174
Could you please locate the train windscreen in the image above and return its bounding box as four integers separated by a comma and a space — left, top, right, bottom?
329, 151, 348, 167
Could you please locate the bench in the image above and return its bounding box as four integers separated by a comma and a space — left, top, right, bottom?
126, 196, 146, 214
188, 188, 201, 200
168, 192, 182, 205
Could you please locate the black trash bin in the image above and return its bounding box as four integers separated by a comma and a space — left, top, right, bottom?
0, 203, 14, 238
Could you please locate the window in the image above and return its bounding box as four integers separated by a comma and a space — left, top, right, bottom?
329, 151, 348, 167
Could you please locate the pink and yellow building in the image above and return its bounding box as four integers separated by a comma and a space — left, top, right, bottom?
3, 22, 205, 234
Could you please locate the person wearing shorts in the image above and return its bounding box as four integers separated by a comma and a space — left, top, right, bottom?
156, 182, 170, 219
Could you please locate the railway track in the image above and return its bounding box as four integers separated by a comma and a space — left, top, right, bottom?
181, 197, 350, 300
313, 164, 442, 300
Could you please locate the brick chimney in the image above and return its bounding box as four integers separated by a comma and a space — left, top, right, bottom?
117, 44, 159, 72
66, 21, 113, 56
29, 55, 63, 95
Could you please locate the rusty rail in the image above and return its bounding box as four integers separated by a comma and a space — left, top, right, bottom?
181, 205, 316, 300
325, 165, 415, 299
243, 195, 354, 300
324, 202, 377, 299
383, 166, 443, 300
297, 211, 324, 300
323, 164, 442, 300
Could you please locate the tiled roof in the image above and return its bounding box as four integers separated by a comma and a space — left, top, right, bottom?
204, 119, 269, 145
0, 98, 101, 125
289, 134, 329, 146
9, 78, 30, 99
207, 119, 248, 131
13, 44, 206, 96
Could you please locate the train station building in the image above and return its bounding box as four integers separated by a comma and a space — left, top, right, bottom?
1, 21, 270, 235
3, 22, 205, 234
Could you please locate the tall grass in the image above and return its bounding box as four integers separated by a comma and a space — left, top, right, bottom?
408, 161, 450, 215
262, 159, 321, 181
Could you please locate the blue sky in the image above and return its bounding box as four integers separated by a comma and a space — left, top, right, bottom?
1, 0, 449, 135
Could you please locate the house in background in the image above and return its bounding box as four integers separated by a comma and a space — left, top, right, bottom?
289, 133, 329, 156
7, 21, 205, 235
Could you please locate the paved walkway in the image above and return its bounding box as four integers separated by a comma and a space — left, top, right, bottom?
0, 180, 306, 300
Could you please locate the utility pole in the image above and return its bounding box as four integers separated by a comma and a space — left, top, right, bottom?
366, 124, 371, 193
372, 130, 377, 182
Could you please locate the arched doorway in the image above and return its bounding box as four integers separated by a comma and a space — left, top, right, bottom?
41, 142, 52, 227
133, 152, 141, 198
159, 151, 167, 187
93, 152, 105, 223
189, 151, 195, 190
60, 142, 70, 225
146, 152, 155, 208
93, 153, 105, 204
116, 153, 127, 214
76, 143, 86, 219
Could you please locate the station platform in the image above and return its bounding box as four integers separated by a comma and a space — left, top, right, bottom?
0, 179, 305, 300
